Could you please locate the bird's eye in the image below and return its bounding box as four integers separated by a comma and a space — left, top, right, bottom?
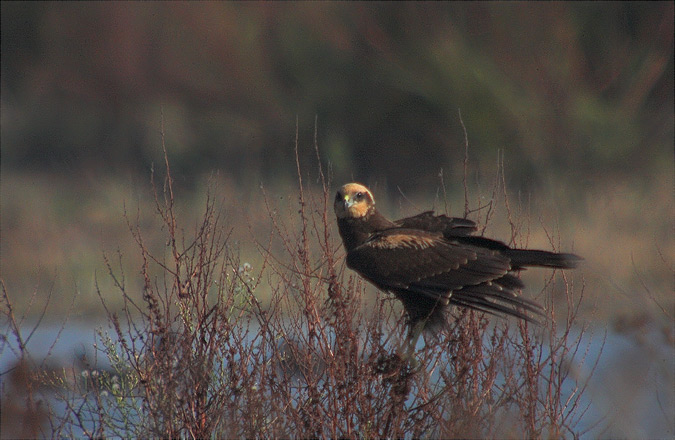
355, 192, 363, 200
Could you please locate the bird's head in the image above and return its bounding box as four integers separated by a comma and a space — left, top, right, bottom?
334, 183, 375, 219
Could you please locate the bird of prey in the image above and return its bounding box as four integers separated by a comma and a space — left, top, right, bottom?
334, 182, 581, 338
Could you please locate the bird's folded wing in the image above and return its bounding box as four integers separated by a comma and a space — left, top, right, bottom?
394, 211, 477, 236
346, 229, 511, 294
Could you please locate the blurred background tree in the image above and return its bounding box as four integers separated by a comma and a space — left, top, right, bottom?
2, 2, 672, 192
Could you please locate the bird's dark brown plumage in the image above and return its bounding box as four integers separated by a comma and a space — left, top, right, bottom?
334, 183, 582, 332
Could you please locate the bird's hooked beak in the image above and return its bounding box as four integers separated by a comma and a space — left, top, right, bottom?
335, 191, 361, 219
341, 194, 355, 211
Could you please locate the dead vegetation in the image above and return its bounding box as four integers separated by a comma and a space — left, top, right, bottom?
1, 136, 597, 439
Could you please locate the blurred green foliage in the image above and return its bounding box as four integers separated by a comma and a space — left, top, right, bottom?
1, 2, 672, 191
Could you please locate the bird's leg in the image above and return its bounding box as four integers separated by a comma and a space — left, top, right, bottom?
394, 319, 427, 371
405, 319, 425, 358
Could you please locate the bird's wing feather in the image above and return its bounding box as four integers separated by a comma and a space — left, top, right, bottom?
394, 211, 477, 236
346, 229, 511, 295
